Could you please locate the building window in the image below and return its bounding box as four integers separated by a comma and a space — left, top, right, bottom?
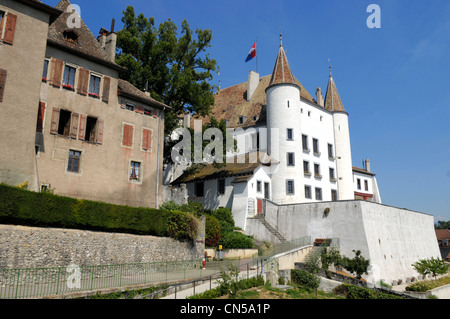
238, 116, 246, 125
286, 180, 295, 195
142, 128, 152, 152
364, 180, 369, 191
287, 152, 295, 166
313, 138, 320, 156
287, 128, 293, 141
302, 135, 309, 152
315, 187, 322, 200
129, 161, 141, 182
305, 185, 312, 199
62, 65, 76, 90
328, 143, 334, 160
331, 190, 338, 201
126, 103, 135, 111
251, 132, 260, 150
303, 161, 310, 175
84, 116, 98, 142
42, 59, 49, 81
67, 150, 81, 173
195, 182, 204, 197
218, 179, 226, 195
58, 109, 72, 136
63, 30, 78, 44
314, 163, 321, 178
329, 168, 336, 181
257, 180, 262, 193
89, 74, 101, 97
357, 178, 361, 190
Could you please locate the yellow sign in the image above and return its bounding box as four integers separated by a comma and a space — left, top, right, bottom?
219, 245, 222, 250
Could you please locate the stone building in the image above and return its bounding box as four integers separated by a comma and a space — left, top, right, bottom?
0, 0, 169, 208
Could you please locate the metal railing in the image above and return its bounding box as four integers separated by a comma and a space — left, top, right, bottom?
0, 259, 210, 299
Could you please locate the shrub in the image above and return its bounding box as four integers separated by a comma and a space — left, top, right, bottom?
220, 231, 254, 249
0, 184, 198, 240
334, 284, 403, 299
205, 214, 221, 247
291, 269, 320, 290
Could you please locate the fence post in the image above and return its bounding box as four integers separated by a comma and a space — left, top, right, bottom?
14, 269, 20, 299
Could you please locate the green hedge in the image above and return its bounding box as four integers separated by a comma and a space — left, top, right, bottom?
0, 184, 198, 240
333, 284, 404, 299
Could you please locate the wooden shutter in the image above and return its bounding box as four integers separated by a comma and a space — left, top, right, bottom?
36, 102, 46, 133
77, 68, 88, 95
96, 119, 104, 144
70, 113, 79, 139
0, 69, 7, 103
142, 129, 152, 151
3, 13, 17, 45
122, 124, 133, 147
50, 107, 60, 134
50, 58, 63, 87
102, 76, 111, 103
78, 114, 87, 140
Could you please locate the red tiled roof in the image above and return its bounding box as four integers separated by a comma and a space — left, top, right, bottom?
435, 229, 450, 240
324, 71, 346, 113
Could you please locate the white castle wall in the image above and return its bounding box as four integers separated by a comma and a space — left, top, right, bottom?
245, 200, 440, 284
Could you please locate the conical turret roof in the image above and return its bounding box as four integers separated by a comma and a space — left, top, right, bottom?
324, 68, 346, 112
268, 36, 297, 88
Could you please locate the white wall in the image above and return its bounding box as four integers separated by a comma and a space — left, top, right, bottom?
246, 200, 441, 284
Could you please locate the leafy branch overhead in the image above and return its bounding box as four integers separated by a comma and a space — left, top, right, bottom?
115, 6, 218, 134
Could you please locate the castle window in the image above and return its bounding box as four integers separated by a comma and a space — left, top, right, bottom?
314, 163, 321, 179
67, 150, 81, 173
257, 180, 262, 193
58, 109, 72, 136
305, 185, 312, 199
331, 189, 338, 201
287, 152, 295, 166
286, 180, 295, 195
315, 187, 323, 200
357, 178, 361, 190
126, 103, 135, 111
303, 161, 310, 176
84, 116, 98, 142
329, 168, 336, 181
42, 59, 49, 81
365, 180, 369, 191
328, 144, 334, 160
313, 138, 320, 156
195, 182, 204, 197
302, 135, 309, 152
287, 128, 293, 141
218, 179, 226, 195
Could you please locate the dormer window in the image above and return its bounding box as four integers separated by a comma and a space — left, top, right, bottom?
63, 30, 79, 44
238, 116, 246, 125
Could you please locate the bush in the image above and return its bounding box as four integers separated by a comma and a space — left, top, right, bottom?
205, 215, 221, 247
0, 184, 198, 240
220, 231, 254, 249
334, 284, 403, 299
291, 269, 320, 290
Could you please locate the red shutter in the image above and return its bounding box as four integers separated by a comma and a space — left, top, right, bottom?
70, 113, 79, 139
123, 124, 133, 147
78, 114, 87, 140
0, 69, 7, 103
50, 107, 60, 134
102, 76, 111, 103
50, 58, 63, 88
96, 119, 104, 144
142, 129, 152, 151
3, 13, 17, 45
36, 102, 46, 133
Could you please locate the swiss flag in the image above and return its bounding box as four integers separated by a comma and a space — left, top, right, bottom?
245, 42, 257, 62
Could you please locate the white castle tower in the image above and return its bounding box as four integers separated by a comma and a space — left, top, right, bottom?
266, 36, 304, 204
324, 68, 354, 200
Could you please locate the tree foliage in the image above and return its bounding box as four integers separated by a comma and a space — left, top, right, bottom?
341, 250, 370, 280
412, 257, 449, 280
116, 6, 218, 135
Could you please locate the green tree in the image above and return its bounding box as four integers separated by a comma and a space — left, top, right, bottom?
116, 6, 218, 136
412, 257, 449, 280
342, 250, 370, 280
435, 220, 450, 229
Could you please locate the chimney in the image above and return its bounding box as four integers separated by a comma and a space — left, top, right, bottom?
247, 71, 259, 102
316, 87, 324, 107
103, 19, 117, 62
365, 158, 371, 172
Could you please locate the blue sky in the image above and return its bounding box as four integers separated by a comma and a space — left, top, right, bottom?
45, 0, 450, 222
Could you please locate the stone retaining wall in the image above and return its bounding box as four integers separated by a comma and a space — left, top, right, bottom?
0, 224, 204, 269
